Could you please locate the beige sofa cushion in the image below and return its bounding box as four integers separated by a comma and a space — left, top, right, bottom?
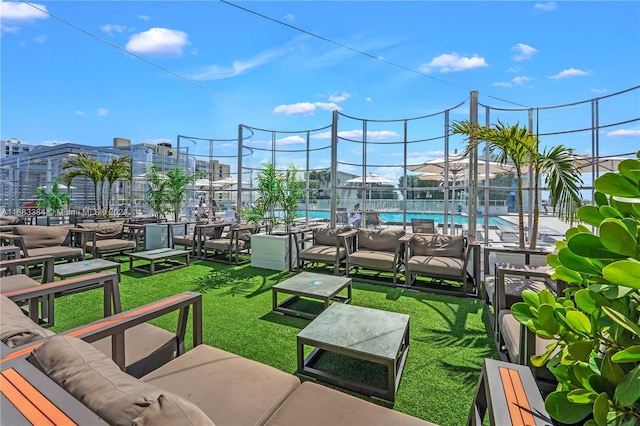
357, 228, 405, 252
28, 335, 214, 426
13, 225, 70, 248
265, 381, 436, 426
0, 295, 55, 348
0, 215, 22, 226
314, 227, 349, 246
411, 234, 464, 258
78, 221, 125, 238
141, 344, 300, 426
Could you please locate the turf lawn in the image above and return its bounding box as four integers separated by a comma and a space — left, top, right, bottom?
51, 256, 499, 426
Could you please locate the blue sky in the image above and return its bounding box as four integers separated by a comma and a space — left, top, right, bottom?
1, 1, 639, 178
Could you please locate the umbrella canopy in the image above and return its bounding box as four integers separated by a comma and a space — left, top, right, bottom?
193, 178, 212, 187
575, 154, 630, 173
417, 172, 496, 182
345, 173, 395, 185
213, 176, 248, 187
408, 154, 513, 177
38, 183, 76, 190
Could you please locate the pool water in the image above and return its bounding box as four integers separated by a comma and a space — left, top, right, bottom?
302, 210, 509, 226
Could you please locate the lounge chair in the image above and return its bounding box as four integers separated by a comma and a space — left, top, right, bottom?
296, 226, 353, 275
404, 233, 472, 295
1, 225, 84, 262
411, 218, 436, 234
342, 228, 406, 285
72, 221, 137, 258
202, 224, 254, 265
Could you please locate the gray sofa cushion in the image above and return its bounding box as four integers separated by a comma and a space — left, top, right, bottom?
28, 335, 214, 426
357, 228, 405, 252
0, 295, 55, 348
411, 234, 464, 258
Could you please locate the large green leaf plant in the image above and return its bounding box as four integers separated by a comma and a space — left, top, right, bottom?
512, 151, 640, 425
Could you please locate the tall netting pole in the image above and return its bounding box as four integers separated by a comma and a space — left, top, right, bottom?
468, 91, 479, 238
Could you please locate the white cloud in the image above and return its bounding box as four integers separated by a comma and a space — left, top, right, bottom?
74, 110, 86, 116
548, 68, 589, 79
138, 15, 150, 21
33, 34, 46, 43
193, 38, 299, 80
1, 24, 20, 33
590, 88, 607, 94
283, 13, 294, 22
276, 135, 305, 146
366, 97, 373, 102
0, 2, 48, 21
126, 27, 190, 57
419, 53, 488, 73
328, 91, 351, 103
311, 129, 399, 141
606, 129, 640, 139
97, 108, 109, 116
273, 102, 341, 116
101, 24, 127, 36
534, 2, 557, 12
511, 43, 537, 61
492, 76, 533, 87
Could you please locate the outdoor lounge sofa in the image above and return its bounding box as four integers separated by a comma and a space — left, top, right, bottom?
202, 223, 254, 265
2, 305, 436, 426
1, 225, 84, 261
1, 280, 200, 379
72, 221, 137, 258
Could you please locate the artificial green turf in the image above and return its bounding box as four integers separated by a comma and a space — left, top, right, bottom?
51, 257, 499, 426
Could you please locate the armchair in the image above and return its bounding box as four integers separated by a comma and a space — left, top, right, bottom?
404, 233, 472, 296
1, 226, 84, 261
202, 224, 255, 265
342, 228, 405, 285
296, 226, 353, 275
71, 221, 137, 258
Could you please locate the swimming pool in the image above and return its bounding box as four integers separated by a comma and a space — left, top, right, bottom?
301, 210, 509, 226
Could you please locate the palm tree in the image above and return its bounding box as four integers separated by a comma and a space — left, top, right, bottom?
452, 119, 583, 249
103, 156, 131, 215
62, 153, 105, 212
164, 167, 205, 222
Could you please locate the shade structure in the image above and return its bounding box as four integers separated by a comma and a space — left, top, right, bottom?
345, 173, 395, 185
575, 154, 631, 174
212, 176, 248, 187
417, 172, 496, 182
408, 154, 513, 178
38, 183, 75, 190
193, 178, 213, 187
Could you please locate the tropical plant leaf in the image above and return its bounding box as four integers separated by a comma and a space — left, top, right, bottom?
558, 247, 603, 275
538, 304, 559, 335
568, 388, 598, 404
594, 191, 609, 207
578, 205, 606, 227
602, 306, 640, 336
568, 340, 596, 362
618, 159, 640, 185
601, 349, 625, 385
599, 219, 640, 258
568, 233, 628, 260
545, 391, 593, 424
612, 346, 640, 363
552, 265, 584, 284
566, 311, 592, 335
602, 260, 640, 289
595, 173, 640, 198
599, 205, 622, 219
614, 365, 640, 407
621, 218, 638, 238
592, 392, 610, 426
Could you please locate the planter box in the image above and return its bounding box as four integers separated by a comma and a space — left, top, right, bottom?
251, 233, 297, 271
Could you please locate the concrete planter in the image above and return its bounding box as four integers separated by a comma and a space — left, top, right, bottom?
250, 233, 296, 271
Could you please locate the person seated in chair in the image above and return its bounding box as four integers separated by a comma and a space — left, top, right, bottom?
348, 211, 362, 228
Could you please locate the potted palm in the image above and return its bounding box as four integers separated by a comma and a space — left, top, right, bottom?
245, 162, 305, 270
35, 177, 72, 222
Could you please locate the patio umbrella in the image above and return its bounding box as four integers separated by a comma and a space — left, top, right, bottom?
212, 176, 248, 187
417, 172, 496, 182
575, 154, 631, 174
38, 183, 76, 190
345, 173, 395, 185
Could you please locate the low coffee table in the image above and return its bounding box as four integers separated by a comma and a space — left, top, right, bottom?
272, 272, 352, 320
297, 303, 410, 402
127, 248, 189, 275
54, 258, 121, 281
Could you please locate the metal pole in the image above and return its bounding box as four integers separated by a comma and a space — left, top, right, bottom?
330, 110, 338, 228
469, 90, 478, 238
